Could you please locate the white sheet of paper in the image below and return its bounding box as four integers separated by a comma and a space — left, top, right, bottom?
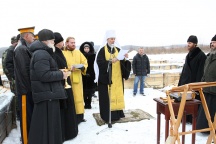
73, 64, 84, 68
117, 49, 129, 60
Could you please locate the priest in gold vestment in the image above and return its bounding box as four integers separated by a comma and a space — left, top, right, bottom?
63, 37, 88, 124
94, 30, 129, 122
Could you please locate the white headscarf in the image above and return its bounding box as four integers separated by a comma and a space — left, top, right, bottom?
94, 30, 121, 83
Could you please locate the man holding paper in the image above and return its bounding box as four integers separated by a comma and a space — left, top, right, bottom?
63, 37, 88, 124
94, 30, 131, 122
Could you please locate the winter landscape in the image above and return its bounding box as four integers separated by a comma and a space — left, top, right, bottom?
1, 53, 212, 144
0, 0, 215, 143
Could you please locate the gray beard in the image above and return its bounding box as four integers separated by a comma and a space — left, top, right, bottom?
47, 43, 55, 52
210, 47, 216, 54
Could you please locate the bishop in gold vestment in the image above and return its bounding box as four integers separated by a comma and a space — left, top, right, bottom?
95, 30, 128, 122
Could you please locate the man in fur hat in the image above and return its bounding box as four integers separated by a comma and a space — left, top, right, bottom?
178, 35, 206, 123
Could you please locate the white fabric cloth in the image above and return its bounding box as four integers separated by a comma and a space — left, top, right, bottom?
14, 40, 21, 50
94, 30, 121, 83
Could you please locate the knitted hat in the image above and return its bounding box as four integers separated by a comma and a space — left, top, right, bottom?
38, 29, 55, 41
211, 35, 216, 41
11, 36, 17, 44
54, 32, 64, 45
187, 35, 198, 44
84, 43, 90, 48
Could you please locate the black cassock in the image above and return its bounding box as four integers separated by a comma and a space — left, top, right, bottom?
178, 47, 206, 123
28, 42, 67, 144
28, 100, 62, 144
54, 47, 78, 141
97, 44, 131, 122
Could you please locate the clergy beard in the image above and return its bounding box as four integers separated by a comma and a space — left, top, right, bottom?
47, 42, 55, 52
210, 47, 216, 54
67, 45, 75, 51
108, 43, 114, 48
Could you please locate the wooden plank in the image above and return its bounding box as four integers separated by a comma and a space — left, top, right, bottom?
0, 118, 6, 143
6, 120, 12, 136
0, 96, 13, 142
124, 72, 181, 89
0, 111, 5, 125
0, 130, 6, 143
163, 73, 180, 87
5, 112, 12, 126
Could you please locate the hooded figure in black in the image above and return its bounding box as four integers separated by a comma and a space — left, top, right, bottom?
53, 32, 78, 141
79, 42, 96, 109
178, 35, 206, 123
28, 29, 69, 144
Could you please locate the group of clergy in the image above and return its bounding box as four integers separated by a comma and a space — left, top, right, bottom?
10, 26, 130, 144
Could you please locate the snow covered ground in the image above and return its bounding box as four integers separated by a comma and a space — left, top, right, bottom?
2, 88, 210, 144
2, 53, 212, 143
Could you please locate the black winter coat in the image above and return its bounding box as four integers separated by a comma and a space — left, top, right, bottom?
80, 42, 96, 91
196, 54, 216, 130
202, 53, 216, 95
28, 40, 67, 144
14, 38, 32, 95
54, 47, 78, 141
178, 47, 206, 86
54, 47, 70, 89
5, 45, 15, 80
29, 40, 67, 103
132, 53, 150, 76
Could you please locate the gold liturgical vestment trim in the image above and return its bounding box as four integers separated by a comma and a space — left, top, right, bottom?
104, 46, 125, 110
63, 50, 87, 114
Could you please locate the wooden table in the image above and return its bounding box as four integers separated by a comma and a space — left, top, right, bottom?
153, 98, 201, 144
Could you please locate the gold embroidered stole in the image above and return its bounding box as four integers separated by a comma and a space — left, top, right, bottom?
104, 46, 125, 110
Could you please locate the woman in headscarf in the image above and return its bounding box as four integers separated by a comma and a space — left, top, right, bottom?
79, 42, 96, 109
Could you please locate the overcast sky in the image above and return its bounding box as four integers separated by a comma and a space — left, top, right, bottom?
0, 0, 215, 47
